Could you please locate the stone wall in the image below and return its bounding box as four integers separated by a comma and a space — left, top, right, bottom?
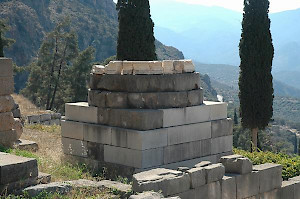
27, 112, 61, 125
132, 154, 300, 199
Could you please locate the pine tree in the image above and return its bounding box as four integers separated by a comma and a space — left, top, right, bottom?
239, 0, 274, 152
116, 0, 157, 61
0, 19, 15, 57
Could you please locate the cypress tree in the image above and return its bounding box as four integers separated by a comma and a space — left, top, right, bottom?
234, 108, 239, 125
116, 0, 157, 61
0, 20, 15, 57
239, 0, 274, 151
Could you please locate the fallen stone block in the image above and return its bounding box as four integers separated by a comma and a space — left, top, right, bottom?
187, 167, 206, 188
220, 154, 252, 174
37, 172, 52, 184
0, 58, 13, 77
0, 153, 38, 185
0, 112, 14, 131
133, 168, 190, 196
92, 65, 105, 75
204, 163, 225, 183
221, 175, 237, 199
104, 145, 163, 168
51, 112, 61, 119
0, 176, 38, 195
236, 171, 259, 199
50, 119, 61, 125
97, 180, 132, 193
14, 139, 39, 152
27, 115, 40, 124
0, 77, 14, 96
0, 95, 14, 113
40, 113, 52, 122
253, 163, 282, 193
211, 135, 233, 155
61, 137, 88, 158
23, 182, 73, 197
105, 61, 123, 74
0, 130, 18, 147
194, 161, 212, 168
211, 118, 233, 138
90, 73, 201, 92
129, 192, 163, 199
163, 139, 211, 164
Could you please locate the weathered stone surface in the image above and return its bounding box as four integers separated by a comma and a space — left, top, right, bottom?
87, 142, 104, 161
162, 60, 174, 74
27, 115, 40, 124
37, 172, 52, 184
14, 139, 39, 152
0, 153, 38, 185
221, 175, 237, 199
0, 77, 14, 96
62, 137, 88, 158
211, 118, 233, 138
40, 114, 51, 122
0, 176, 38, 195
182, 60, 195, 73
163, 139, 211, 164
61, 120, 84, 140
0, 112, 14, 131
65, 102, 98, 124
0, 58, 13, 77
92, 65, 105, 75
149, 61, 164, 74
104, 145, 164, 168
194, 161, 212, 168
132, 61, 151, 75
0, 95, 14, 113
105, 61, 123, 74
259, 189, 280, 199
133, 168, 190, 196
220, 154, 253, 174
88, 90, 128, 108
129, 192, 163, 199
51, 112, 61, 119
204, 163, 225, 183
253, 163, 282, 193
90, 73, 201, 92
236, 171, 259, 199
0, 129, 18, 147
176, 181, 221, 199
211, 135, 233, 155
23, 182, 72, 197
187, 167, 206, 188
173, 60, 184, 73
123, 61, 133, 75
280, 181, 296, 199
14, 118, 23, 140
98, 180, 132, 193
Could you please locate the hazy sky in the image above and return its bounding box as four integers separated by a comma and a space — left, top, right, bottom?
113, 0, 300, 13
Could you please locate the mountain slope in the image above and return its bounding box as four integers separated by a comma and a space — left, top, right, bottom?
0, 0, 184, 67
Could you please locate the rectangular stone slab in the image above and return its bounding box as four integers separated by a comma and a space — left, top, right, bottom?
89, 73, 201, 92
65, 101, 227, 131
0, 112, 14, 132
0, 58, 13, 77
0, 95, 14, 113
0, 153, 38, 185
89, 89, 203, 109
0, 77, 14, 96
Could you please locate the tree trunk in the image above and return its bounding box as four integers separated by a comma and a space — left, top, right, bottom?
251, 128, 258, 152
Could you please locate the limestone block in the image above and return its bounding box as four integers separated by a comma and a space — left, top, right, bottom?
14, 139, 38, 152
129, 192, 163, 199
211, 118, 233, 138
133, 61, 151, 75
0, 77, 14, 96
0, 95, 14, 113
133, 168, 190, 196
187, 89, 204, 106
62, 137, 88, 158
205, 101, 228, 120
295, 181, 300, 199
253, 163, 282, 193
204, 163, 225, 183
27, 115, 40, 124
149, 61, 163, 74
236, 171, 259, 199
259, 189, 280, 199
0, 176, 39, 195
0, 130, 18, 147
88, 90, 106, 107
187, 167, 206, 188
92, 65, 105, 75
167, 122, 211, 146
0, 112, 14, 131
88, 90, 128, 108
0, 152, 38, 185
40, 113, 51, 122
12, 107, 21, 118
173, 60, 184, 73
97, 179, 132, 193
163, 139, 211, 164
51, 112, 61, 119
194, 161, 212, 168
216, 151, 234, 162
90, 73, 201, 92
280, 181, 296, 199
162, 60, 174, 74
122, 61, 133, 75
211, 135, 233, 155
61, 120, 84, 140
0, 58, 13, 77
196, 181, 221, 199
105, 61, 123, 74
83, 122, 112, 145
87, 142, 104, 161
220, 154, 253, 174
104, 145, 164, 168
183, 60, 195, 73
14, 118, 23, 140
221, 175, 237, 199
65, 102, 98, 124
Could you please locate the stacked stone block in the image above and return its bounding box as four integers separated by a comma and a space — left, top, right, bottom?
0, 58, 20, 147
132, 154, 300, 199
61, 60, 233, 172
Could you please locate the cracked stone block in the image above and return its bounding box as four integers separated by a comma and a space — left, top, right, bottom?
220, 154, 252, 174
204, 163, 225, 183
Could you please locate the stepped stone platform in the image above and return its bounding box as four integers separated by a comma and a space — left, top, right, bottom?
61, 60, 233, 174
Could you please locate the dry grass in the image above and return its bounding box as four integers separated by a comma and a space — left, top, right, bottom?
12, 94, 49, 117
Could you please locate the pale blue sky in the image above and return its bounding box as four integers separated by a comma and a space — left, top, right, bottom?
113, 0, 300, 13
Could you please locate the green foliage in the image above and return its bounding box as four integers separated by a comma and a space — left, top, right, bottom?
116, 0, 157, 61
239, 0, 274, 130
0, 19, 15, 57
21, 18, 95, 112
234, 148, 300, 180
